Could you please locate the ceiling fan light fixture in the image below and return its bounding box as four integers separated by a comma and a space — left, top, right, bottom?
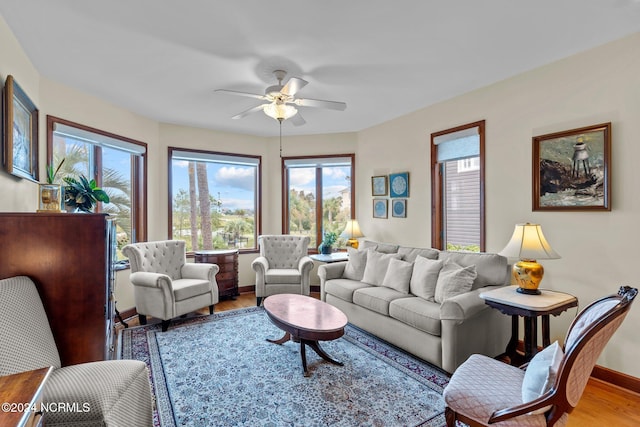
263, 102, 298, 121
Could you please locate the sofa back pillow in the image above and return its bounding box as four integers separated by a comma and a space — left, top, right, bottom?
362, 250, 402, 286
360, 240, 399, 254
343, 247, 369, 281
398, 246, 440, 262
381, 258, 414, 294
438, 251, 508, 290
434, 260, 477, 303
410, 256, 443, 301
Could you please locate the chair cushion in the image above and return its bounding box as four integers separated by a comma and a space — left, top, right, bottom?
565, 299, 619, 350
260, 235, 309, 269
410, 256, 443, 301
381, 258, 413, 294
172, 278, 212, 301
444, 354, 549, 427
43, 360, 153, 427
324, 279, 372, 303
434, 260, 477, 303
389, 296, 441, 336
265, 269, 302, 284
353, 286, 405, 316
522, 341, 563, 414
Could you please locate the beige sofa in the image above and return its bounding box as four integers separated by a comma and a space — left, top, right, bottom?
318, 240, 511, 373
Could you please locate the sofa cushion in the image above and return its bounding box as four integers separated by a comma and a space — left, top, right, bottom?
381, 258, 413, 294
398, 246, 440, 262
434, 261, 477, 303
438, 251, 508, 290
343, 247, 368, 281
362, 250, 402, 286
265, 269, 302, 284
353, 286, 406, 316
324, 279, 372, 303
360, 240, 399, 254
410, 256, 443, 302
389, 296, 442, 336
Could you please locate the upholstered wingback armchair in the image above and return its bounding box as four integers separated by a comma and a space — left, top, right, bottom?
0, 276, 153, 426
122, 240, 219, 331
252, 235, 314, 306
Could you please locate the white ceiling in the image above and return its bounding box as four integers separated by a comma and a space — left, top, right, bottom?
2, 1, 640, 137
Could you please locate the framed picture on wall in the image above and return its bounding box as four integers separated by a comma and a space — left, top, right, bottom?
371, 175, 388, 196
392, 199, 407, 218
389, 172, 409, 198
373, 198, 388, 218
2, 75, 39, 181
532, 122, 611, 211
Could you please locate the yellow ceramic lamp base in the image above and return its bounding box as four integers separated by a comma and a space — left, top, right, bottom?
512, 259, 544, 295
347, 239, 359, 249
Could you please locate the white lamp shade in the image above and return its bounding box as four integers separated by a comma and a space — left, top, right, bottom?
340, 219, 364, 239
499, 223, 560, 261
263, 102, 298, 121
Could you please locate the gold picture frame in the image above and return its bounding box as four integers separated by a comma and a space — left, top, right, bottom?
3, 75, 39, 181
532, 123, 611, 211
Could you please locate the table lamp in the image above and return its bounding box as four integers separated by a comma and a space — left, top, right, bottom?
498, 223, 561, 295
340, 219, 364, 249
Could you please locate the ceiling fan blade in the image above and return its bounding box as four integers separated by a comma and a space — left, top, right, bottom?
215, 89, 266, 100
294, 98, 347, 111
290, 113, 306, 126
231, 104, 266, 119
280, 77, 308, 96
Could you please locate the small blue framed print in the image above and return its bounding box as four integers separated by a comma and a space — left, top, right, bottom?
373, 198, 388, 218
392, 199, 407, 218
389, 172, 409, 198
372, 175, 388, 196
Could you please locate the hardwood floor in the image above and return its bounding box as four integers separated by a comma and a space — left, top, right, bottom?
118, 292, 640, 426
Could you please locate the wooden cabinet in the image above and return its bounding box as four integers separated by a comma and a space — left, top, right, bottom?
0, 213, 116, 365
194, 249, 239, 299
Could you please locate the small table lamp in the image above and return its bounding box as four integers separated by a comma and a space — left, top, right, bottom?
498, 223, 561, 295
340, 219, 364, 249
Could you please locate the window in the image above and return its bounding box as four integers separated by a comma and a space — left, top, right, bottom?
169, 148, 261, 252
47, 116, 147, 259
431, 121, 485, 252
283, 154, 355, 249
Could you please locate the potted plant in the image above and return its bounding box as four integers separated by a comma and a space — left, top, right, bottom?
318, 231, 338, 255
38, 159, 65, 212
63, 175, 110, 213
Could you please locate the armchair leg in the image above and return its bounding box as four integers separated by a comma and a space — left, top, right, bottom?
209, 305, 214, 315
256, 297, 263, 306
161, 320, 171, 332
138, 314, 147, 325
444, 407, 456, 427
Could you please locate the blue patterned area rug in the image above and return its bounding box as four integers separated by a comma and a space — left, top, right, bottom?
119, 306, 450, 427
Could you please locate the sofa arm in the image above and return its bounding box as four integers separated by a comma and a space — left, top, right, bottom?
182, 262, 219, 281
440, 288, 489, 321
317, 262, 347, 281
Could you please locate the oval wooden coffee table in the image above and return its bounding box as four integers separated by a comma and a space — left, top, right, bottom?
264, 294, 348, 377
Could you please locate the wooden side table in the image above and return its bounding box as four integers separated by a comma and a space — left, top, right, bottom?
194, 249, 239, 299
480, 285, 578, 365
0, 367, 53, 427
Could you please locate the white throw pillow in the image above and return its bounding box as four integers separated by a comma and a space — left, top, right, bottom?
381, 258, 414, 294
343, 247, 368, 281
522, 341, 564, 414
434, 260, 477, 303
361, 250, 402, 286
410, 256, 443, 301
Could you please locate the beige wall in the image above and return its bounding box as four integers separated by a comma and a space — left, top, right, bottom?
1, 12, 638, 376
357, 32, 640, 377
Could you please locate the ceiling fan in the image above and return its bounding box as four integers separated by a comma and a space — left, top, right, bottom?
215, 70, 347, 126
